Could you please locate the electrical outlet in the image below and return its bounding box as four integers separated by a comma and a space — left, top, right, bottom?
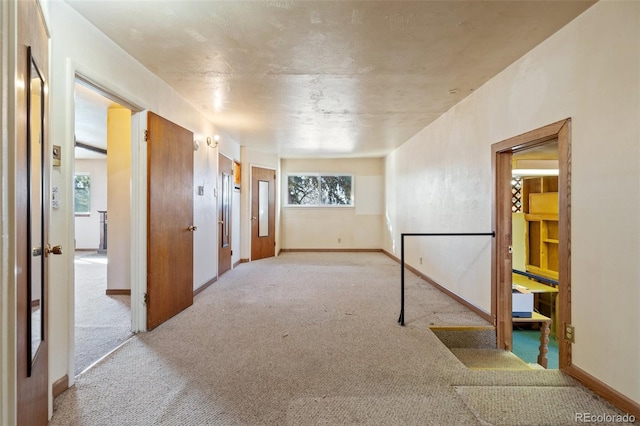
419, 256, 423, 264
337, 238, 341, 244
564, 323, 575, 343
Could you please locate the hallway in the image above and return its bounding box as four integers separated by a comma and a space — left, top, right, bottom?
53, 252, 625, 425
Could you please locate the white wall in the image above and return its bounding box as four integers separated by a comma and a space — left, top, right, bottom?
193, 139, 218, 289
48, 0, 241, 394
384, 1, 639, 404
193, 141, 240, 287
73, 159, 106, 249
281, 158, 384, 249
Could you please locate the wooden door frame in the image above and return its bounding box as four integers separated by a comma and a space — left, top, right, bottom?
70, 76, 146, 336
1, 0, 18, 419
491, 118, 572, 369
218, 153, 233, 276
250, 165, 277, 261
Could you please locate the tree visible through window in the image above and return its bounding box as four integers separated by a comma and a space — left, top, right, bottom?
74, 174, 91, 214
287, 174, 353, 206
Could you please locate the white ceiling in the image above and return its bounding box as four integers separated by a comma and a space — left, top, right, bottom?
74, 82, 116, 159
68, 0, 595, 159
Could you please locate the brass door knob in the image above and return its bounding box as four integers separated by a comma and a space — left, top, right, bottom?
45, 244, 63, 256
188, 225, 198, 232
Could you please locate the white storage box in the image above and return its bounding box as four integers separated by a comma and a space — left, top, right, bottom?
512, 290, 533, 318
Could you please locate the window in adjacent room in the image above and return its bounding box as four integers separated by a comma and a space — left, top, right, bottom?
74, 173, 91, 215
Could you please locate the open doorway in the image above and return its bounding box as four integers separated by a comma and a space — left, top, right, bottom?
492, 119, 572, 370
510, 141, 560, 368
73, 80, 132, 375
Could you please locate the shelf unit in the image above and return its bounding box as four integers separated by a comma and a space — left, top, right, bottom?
522, 176, 559, 335
523, 176, 559, 281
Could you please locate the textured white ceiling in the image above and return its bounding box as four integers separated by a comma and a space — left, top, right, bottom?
67, 0, 595, 158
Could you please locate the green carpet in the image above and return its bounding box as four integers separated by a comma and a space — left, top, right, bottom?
512, 329, 558, 369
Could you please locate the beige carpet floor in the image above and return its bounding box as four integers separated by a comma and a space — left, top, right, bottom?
74, 251, 132, 375
51, 252, 630, 425
454, 386, 629, 426
449, 349, 532, 370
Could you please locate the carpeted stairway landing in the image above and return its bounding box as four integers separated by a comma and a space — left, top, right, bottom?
430, 326, 532, 370
450, 348, 532, 370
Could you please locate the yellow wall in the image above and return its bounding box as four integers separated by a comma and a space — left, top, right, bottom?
106, 106, 131, 290
512, 213, 526, 272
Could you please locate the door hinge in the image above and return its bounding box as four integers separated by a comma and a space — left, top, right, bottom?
144, 129, 149, 142
230, 250, 233, 256
143, 292, 148, 305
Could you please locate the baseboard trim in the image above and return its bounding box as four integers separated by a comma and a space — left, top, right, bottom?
52, 374, 69, 398
194, 277, 217, 297
382, 249, 493, 324
564, 364, 640, 418
429, 325, 495, 331
381, 249, 397, 261
280, 248, 383, 253
240, 258, 250, 264
233, 259, 242, 268
105, 289, 131, 296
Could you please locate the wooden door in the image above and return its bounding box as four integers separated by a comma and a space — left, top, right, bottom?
146, 112, 194, 330
251, 167, 276, 261
494, 150, 514, 350
17, 2, 50, 424
218, 154, 233, 276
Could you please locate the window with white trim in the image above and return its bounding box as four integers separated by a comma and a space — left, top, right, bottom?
286, 174, 353, 206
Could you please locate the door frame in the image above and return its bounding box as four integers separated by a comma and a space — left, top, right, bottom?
217, 153, 233, 276
491, 118, 572, 369
2, 1, 19, 422
72, 76, 146, 334
60, 68, 146, 389
250, 165, 277, 261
